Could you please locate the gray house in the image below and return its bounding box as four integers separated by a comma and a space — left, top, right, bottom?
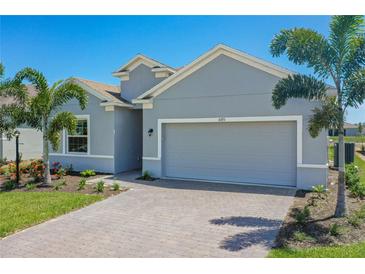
328, 122, 361, 136
48, 44, 330, 190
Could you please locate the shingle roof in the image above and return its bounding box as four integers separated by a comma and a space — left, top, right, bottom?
73, 78, 131, 105
0, 84, 37, 106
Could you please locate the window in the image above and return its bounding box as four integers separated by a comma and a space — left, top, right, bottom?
67, 118, 89, 153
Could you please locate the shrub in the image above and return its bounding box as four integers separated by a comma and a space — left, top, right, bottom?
345, 163, 360, 188
51, 162, 62, 175
312, 184, 326, 199
111, 182, 120, 191
0, 157, 7, 167
141, 170, 152, 180
80, 169, 96, 177
57, 167, 67, 178
347, 214, 363, 228
94, 181, 104, 193
25, 183, 36, 191
329, 223, 344, 237
53, 180, 66, 191
78, 178, 87, 190
293, 206, 311, 225
349, 181, 365, 199
292, 231, 314, 242
29, 159, 44, 182
3, 180, 16, 191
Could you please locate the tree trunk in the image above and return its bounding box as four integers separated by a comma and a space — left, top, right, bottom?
42, 118, 51, 185
335, 121, 347, 217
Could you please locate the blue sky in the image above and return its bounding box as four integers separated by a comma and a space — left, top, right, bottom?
1, 16, 364, 123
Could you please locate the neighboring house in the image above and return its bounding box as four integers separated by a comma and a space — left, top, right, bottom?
328, 122, 360, 136
0, 86, 43, 161
46, 44, 331, 190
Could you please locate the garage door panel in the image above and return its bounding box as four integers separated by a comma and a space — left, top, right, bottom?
162, 121, 297, 186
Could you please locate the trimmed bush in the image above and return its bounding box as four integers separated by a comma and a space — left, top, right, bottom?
80, 169, 96, 177
293, 206, 311, 225
78, 178, 87, 190
111, 182, 120, 191
94, 181, 104, 193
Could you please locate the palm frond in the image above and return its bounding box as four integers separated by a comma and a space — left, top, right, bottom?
14, 67, 48, 93
270, 28, 335, 78
0, 63, 4, 78
48, 112, 77, 151
272, 74, 327, 109
51, 80, 88, 110
0, 79, 28, 104
343, 34, 365, 79
308, 97, 340, 138
343, 68, 365, 108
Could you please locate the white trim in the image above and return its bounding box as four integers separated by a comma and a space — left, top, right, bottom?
143, 115, 303, 164
162, 176, 297, 189
136, 44, 294, 101
113, 54, 176, 76
112, 71, 129, 80
62, 129, 66, 154
66, 115, 90, 155
298, 164, 328, 169
49, 153, 114, 159
99, 101, 134, 108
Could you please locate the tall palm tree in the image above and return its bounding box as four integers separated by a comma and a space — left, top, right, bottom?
270, 16, 365, 217
14, 68, 88, 184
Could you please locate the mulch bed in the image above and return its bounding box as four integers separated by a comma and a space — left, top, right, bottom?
275, 168, 365, 249
0, 172, 128, 198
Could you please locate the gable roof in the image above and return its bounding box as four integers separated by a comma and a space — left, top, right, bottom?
112, 54, 176, 76
72, 78, 133, 107
134, 44, 296, 101
134, 44, 337, 102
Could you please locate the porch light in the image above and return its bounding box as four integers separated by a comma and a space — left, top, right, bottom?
148, 128, 154, 136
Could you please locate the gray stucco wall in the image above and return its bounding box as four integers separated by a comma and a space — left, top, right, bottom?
49, 94, 115, 173
114, 108, 142, 173
1, 128, 42, 161
121, 64, 165, 101
142, 54, 328, 190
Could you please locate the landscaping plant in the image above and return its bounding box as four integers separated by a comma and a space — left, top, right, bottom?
111, 182, 120, 191
3, 180, 16, 191
141, 170, 152, 180
292, 231, 314, 242
94, 181, 105, 193
80, 169, 96, 177
293, 206, 311, 225
25, 183, 36, 191
329, 223, 344, 237
53, 180, 66, 191
78, 178, 87, 190
312, 184, 327, 199
270, 16, 365, 217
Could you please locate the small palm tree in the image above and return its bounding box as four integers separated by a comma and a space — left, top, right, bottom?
270, 16, 365, 217
14, 68, 88, 184
0, 63, 28, 137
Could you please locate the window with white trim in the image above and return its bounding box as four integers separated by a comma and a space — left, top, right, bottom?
67, 118, 88, 153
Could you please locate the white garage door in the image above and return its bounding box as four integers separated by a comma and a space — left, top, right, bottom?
162, 121, 297, 187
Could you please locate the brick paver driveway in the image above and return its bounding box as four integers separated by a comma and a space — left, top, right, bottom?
0, 171, 295, 258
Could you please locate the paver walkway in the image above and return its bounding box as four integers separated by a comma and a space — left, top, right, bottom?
0, 171, 295, 257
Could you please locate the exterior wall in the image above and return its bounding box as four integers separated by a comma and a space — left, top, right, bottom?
49, 94, 115, 173
1, 128, 42, 161
142, 54, 328, 190
121, 64, 165, 101
114, 108, 142, 173
345, 128, 359, 136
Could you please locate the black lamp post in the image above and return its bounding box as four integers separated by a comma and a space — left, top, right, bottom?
14, 130, 20, 185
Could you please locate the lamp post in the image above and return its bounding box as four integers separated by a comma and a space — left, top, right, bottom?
14, 130, 20, 185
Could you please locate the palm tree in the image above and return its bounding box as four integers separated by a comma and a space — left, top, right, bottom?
14, 68, 88, 184
270, 16, 365, 217
0, 63, 28, 137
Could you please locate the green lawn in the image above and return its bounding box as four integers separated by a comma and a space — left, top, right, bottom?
268, 242, 365, 258
329, 136, 365, 143
0, 192, 102, 238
